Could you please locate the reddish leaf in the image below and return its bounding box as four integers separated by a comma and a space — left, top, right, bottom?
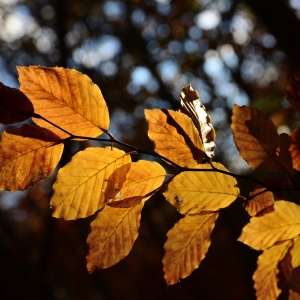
0, 82, 34, 124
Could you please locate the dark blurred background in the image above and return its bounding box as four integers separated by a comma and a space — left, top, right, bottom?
0, 0, 300, 299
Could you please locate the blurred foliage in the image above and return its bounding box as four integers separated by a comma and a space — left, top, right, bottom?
0, 0, 300, 299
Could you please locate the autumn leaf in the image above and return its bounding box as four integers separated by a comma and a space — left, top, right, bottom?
291, 235, 300, 268
179, 84, 216, 159
0, 124, 63, 191
286, 77, 300, 115
246, 186, 274, 217
231, 104, 293, 174
253, 240, 292, 300
86, 203, 143, 272
289, 266, 300, 299
0, 82, 34, 124
239, 201, 300, 250
17, 66, 109, 138
163, 162, 239, 214
290, 126, 300, 170
163, 212, 218, 285
145, 109, 205, 167
107, 160, 166, 208
50, 147, 131, 220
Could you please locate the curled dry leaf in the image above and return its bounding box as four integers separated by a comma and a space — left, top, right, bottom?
163, 212, 218, 285
17, 66, 109, 138
87, 203, 143, 272
50, 147, 131, 220
163, 162, 239, 214
231, 104, 293, 175
145, 109, 205, 167
253, 240, 293, 300
239, 201, 300, 250
290, 126, 300, 170
0, 124, 63, 191
179, 84, 216, 159
246, 186, 274, 217
107, 160, 166, 208
0, 82, 34, 124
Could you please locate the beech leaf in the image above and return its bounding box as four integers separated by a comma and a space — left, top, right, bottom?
0, 82, 34, 124
107, 160, 166, 208
0, 124, 63, 191
291, 236, 300, 268
87, 203, 143, 272
17, 66, 109, 138
239, 201, 300, 250
179, 84, 216, 159
231, 104, 293, 174
253, 240, 293, 300
163, 162, 239, 214
50, 147, 131, 220
145, 109, 205, 167
286, 77, 300, 115
246, 186, 274, 217
290, 126, 300, 170
163, 212, 218, 285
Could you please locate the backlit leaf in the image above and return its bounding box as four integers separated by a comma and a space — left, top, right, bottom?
179, 84, 216, 159
50, 147, 131, 220
246, 186, 274, 217
0, 82, 34, 124
253, 240, 292, 300
290, 126, 300, 170
291, 236, 300, 268
231, 104, 292, 173
17, 66, 109, 138
163, 162, 239, 214
107, 160, 166, 207
163, 212, 218, 285
145, 109, 205, 167
239, 201, 300, 250
86, 203, 143, 272
0, 124, 63, 191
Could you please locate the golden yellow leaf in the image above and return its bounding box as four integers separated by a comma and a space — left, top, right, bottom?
145, 109, 205, 167
231, 104, 292, 173
290, 126, 300, 170
246, 186, 274, 217
17, 66, 109, 138
291, 236, 300, 268
163, 212, 218, 285
0, 82, 34, 124
86, 203, 143, 272
163, 162, 239, 214
179, 84, 216, 159
239, 201, 300, 250
107, 160, 166, 207
50, 147, 131, 220
253, 240, 292, 300
0, 124, 63, 191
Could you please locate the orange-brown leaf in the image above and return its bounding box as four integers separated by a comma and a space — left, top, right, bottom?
0, 124, 63, 191
246, 186, 274, 217
86, 203, 143, 272
145, 109, 205, 167
163, 162, 239, 214
163, 212, 218, 285
0, 82, 34, 124
231, 104, 292, 173
17, 66, 109, 138
50, 147, 131, 220
239, 201, 300, 250
290, 126, 300, 170
107, 160, 166, 207
286, 77, 300, 115
253, 240, 292, 300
